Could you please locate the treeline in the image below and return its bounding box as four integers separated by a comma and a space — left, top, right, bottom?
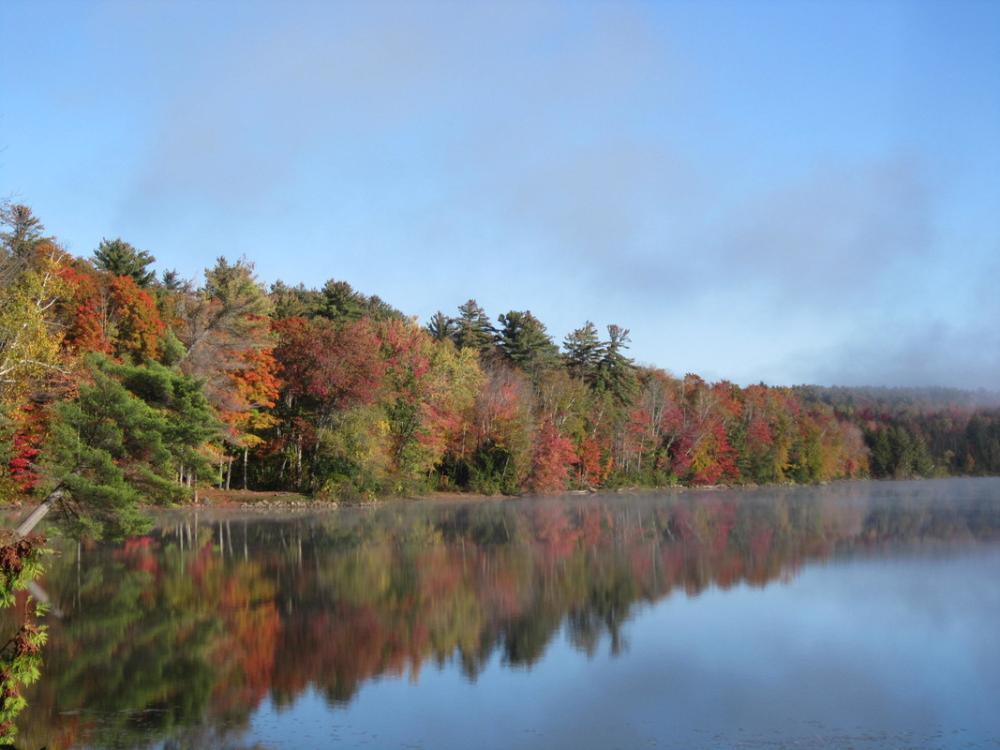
796, 386, 1000, 478
2, 203, 1000, 526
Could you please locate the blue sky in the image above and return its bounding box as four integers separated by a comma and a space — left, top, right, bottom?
3, 0, 999, 387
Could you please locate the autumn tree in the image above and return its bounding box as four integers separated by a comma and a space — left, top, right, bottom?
271, 316, 385, 492
174, 257, 279, 485
527, 420, 577, 494
59, 264, 164, 362
465, 365, 535, 494
0, 207, 68, 501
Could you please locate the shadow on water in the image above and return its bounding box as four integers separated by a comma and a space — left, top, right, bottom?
6, 478, 1000, 749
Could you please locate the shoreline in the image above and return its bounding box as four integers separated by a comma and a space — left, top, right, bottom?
140, 474, 958, 513
1, 475, 985, 526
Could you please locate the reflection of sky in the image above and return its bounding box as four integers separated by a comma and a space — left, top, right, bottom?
246, 549, 1000, 750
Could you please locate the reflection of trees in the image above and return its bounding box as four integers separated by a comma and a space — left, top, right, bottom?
17, 486, 1000, 748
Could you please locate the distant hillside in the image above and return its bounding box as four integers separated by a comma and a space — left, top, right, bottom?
795, 385, 1000, 412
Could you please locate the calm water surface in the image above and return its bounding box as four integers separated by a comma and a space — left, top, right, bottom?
13, 478, 1000, 749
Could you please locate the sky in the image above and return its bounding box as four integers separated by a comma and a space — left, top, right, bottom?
2, 0, 999, 388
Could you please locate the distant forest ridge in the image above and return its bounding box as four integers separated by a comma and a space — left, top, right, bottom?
796, 385, 1000, 411
2, 202, 1000, 537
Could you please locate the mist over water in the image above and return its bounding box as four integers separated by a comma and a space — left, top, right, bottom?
10, 478, 1000, 749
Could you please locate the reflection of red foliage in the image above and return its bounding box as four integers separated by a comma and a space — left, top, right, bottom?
114, 536, 159, 577
531, 504, 581, 561
417, 547, 462, 602
482, 562, 523, 619
213, 577, 281, 711
579, 506, 608, 548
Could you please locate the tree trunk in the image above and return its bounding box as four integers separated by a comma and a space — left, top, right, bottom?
296, 436, 302, 486
243, 447, 249, 491
14, 488, 63, 537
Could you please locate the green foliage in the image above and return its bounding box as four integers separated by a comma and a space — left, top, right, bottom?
467, 442, 523, 495
563, 321, 603, 383
160, 268, 186, 291
865, 424, 935, 479
157, 326, 188, 366
43, 354, 219, 540
320, 279, 402, 323
92, 238, 157, 287
204, 256, 273, 320
594, 324, 637, 405
426, 311, 458, 342
0, 532, 48, 745
453, 299, 495, 353
0, 203, 45, 263
312, 406, 390, 501
495, 310, 559, 375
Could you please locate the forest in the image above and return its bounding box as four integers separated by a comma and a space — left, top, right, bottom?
3, 202, 1000, 535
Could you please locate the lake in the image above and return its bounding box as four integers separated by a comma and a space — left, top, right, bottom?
12, 478, 1000, 749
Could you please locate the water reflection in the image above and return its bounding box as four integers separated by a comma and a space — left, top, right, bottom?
12, 479, 1000, 748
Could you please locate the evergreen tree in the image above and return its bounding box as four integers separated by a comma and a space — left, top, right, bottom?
42, 354, 218, 539
595, 325, 637, 405
563, 321, 604, 384
160, 269, 186, 292
203, 257, 272, 319
321, 280, 367, 322
867, 428, 894, 477
453, 299, 495, 353
0, 203, 45, 263
269, 281, 324, 319
92, 238, 156, 287
495, 310, 559, 374
319, 280, 402, 323
426, 311, 458, 342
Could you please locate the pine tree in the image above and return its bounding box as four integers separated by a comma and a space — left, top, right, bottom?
0, 203, 45, 264
563, 321, 604, 384
92, 238, 156, 287
426, 311, 457, 342
42, 354, 218, 539
595, 325, 637, 405
453, 299, 495, 353
496, 310, 559, 373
